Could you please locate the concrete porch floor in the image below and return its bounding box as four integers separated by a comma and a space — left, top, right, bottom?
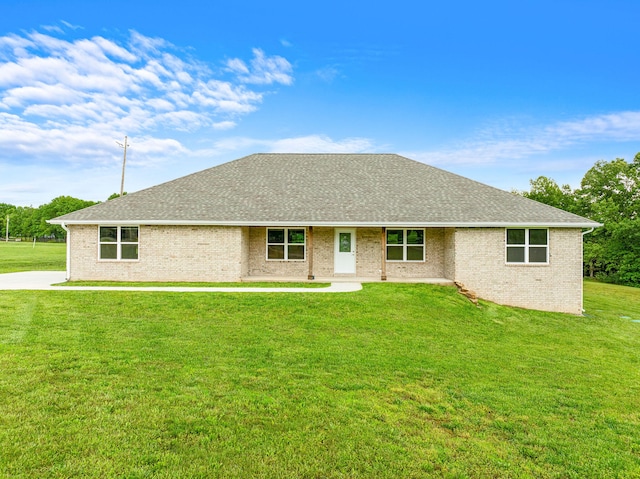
242, 276, 455, 285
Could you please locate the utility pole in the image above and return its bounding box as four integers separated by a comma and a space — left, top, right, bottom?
116, 136, 130, 197
5, 215, 8, 242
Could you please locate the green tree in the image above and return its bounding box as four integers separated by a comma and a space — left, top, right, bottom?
576, 155, 640, 223
584, 240, 604, 279
575, 154, 640, 286
9, 206, 38, 239
37, 196, 98, 238
107, 192, 127, 200
521, 176, 578, 213
0, 203, 16, 239
602, 219, 640, 285
1, 196, 96, 241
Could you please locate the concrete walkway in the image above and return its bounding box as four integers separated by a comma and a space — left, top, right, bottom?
0, 271, 362, 293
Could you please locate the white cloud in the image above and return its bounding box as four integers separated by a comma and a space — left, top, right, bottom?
315, 66, 340, 83
0, 28, 294, 171
212, 120, 236, 130
407, 111, 640, 168
128, 30, 167, 56
213, 134, 377, 153
268, 134, 374, 152
41, 25, 64, 34
60, 21, 83, 31
226, 58, 249, 75
226, 48, 293, 85
548, 111, 640, 142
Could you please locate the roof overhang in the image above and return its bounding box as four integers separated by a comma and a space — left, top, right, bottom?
49, 219, 603, 228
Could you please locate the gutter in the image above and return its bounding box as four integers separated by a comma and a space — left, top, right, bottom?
61, 222, 70, 281
48, 219, 603, 229
581, 227, 596, 314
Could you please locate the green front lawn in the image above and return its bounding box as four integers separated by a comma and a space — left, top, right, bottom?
0, 283, 639, 477
0, 242, 66, 273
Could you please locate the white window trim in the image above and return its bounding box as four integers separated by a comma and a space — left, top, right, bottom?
505, 228, 549, 265
266, 227, 306, 261
385, 228, 426, 262
98, 225, 140, 261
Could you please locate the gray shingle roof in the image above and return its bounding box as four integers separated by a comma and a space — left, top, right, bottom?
50, 153, 600, 227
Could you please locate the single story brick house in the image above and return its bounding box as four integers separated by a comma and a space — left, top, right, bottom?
50, 153, 600, 314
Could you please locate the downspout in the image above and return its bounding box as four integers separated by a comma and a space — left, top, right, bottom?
581, 227, 595, 313
61, 222, 70, 281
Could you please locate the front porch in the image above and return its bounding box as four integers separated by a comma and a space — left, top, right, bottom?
245, 226, 454, 282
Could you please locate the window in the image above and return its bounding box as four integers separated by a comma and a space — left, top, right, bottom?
506, 228, 548, 264
386, 228, 425, 262
267, 228, 305, 260
99, 226, 139, 260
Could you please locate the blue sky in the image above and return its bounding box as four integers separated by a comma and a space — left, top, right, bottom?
1, 0, 639, 206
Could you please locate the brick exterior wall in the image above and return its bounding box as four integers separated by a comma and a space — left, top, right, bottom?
246, 226, 446, 279
312, 227, 335, 277
452, 228, 583, 314
240, 226, 250, 278
355, 228, 381, 277
385, 228, 446, 279
66, 224, 584, 314
68, 225, 245, 282
247, 227, 309, 277
443, 228, 456, 279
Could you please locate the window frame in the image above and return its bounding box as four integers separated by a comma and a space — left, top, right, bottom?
385, 228, 426, 262
266, 228, 306, 261
98, 225, 139, 261
505, 228, 549, 265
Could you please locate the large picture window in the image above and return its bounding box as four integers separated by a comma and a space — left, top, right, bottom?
267, 228, 305, 260
386, 228, 425, 262
506, 228, 548, 264
99, 226, 139, 260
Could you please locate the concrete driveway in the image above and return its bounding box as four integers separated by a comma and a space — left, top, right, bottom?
0, 271, 362, 293
0, 271, 67, 290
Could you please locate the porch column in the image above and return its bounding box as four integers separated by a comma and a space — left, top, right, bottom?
381, 227, 387, 281
307, 226, 314, 280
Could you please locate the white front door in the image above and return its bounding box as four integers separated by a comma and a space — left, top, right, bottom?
334, 229, 356, 274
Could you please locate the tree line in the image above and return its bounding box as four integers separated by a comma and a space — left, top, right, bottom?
520, 153, 640, 287
0, 194, 124, 241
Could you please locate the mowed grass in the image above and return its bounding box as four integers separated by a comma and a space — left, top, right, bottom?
0, 242, 66, 273
0, 283, 639, 478
60, 281, 328, 288
584, 279, 640, 322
